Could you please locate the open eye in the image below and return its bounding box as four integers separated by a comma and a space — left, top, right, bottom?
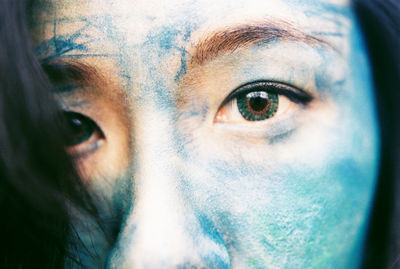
214, 81, 312, 123
63, 111, 104, 155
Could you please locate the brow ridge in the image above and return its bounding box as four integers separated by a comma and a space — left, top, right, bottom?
42, 60, 101, 91
192, 20, 329, 65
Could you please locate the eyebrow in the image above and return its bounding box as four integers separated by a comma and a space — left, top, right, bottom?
192, 21, 330, 65
42, 61, 101, 92
42, 21, 330, 88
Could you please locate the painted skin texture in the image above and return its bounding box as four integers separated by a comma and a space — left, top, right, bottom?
31, 0, 380, 268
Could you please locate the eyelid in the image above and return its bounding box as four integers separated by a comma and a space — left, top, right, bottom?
218, 80, 313, 111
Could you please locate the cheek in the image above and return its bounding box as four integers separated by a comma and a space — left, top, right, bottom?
182, 121, 377, 215
176, 91, 379, 266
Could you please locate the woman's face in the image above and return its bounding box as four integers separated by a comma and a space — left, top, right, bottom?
32, 0, 379, 267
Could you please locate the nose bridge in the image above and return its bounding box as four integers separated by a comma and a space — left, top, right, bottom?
107, 107, 230, 268
133, 105, 182, 220
131, 107, 192, 259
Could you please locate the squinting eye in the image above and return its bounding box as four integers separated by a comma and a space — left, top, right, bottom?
63, 111, 104, 155
214, 81, 312, 123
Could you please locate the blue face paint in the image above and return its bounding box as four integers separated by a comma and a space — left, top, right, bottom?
32, 0, 380, 268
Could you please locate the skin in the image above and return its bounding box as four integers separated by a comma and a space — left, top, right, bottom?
31, 0, 380, 268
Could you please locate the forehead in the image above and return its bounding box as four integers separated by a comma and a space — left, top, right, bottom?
33, 0, 351, 23
33, 0, 351, 22
32, 0, 354, 62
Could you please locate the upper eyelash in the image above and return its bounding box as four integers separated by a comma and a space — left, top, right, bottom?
219, 80, 313, 109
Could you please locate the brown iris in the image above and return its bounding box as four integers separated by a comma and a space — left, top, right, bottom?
63, 111, 97, 146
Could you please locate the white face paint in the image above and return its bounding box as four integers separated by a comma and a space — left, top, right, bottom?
32, 0, 380, 268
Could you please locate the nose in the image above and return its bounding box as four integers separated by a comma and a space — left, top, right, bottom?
106, 111, 230, 269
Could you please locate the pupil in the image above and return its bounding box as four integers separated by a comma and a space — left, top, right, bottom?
236, 90, 278, 121
63, 111, 95, 146
249, 96, 268, 112
246, 92, 269, 113
70, 118, 84, 136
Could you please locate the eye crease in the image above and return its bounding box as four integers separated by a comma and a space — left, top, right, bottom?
63, 111, 104, 155
214, 81, 313, 123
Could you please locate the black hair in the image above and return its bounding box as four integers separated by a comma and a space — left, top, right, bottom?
0, 0, 399, 268
0, 1, 98, 268
353, 0, 400, 268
